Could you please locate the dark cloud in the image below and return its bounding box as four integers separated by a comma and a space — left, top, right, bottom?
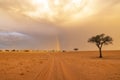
0, 31, 32, 49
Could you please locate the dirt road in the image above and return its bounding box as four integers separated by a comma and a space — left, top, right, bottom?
0, 52, 120, 80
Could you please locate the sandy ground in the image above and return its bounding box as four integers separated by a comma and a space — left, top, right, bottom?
0, 51, 120, 80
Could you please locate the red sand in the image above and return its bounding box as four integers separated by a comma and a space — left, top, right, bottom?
0, 51, 120, 80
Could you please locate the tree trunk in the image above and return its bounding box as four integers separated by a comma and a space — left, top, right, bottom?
99, 48, 102, 58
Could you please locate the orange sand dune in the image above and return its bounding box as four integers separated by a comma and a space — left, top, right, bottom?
0, 51, 120, 80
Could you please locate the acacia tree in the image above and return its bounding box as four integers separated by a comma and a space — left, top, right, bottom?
88, 34, 113, 58
74, 48, 79, 51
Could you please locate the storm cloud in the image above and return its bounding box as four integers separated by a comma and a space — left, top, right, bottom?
0, 0, 120, 50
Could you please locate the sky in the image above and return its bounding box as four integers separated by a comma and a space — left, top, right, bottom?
0, 0, 120, 50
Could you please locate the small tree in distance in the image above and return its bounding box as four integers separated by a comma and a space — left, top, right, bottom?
74, 48, 79, 51
88, 34, 113, 58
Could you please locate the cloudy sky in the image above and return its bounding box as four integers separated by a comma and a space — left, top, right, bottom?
0, 0, 120, 50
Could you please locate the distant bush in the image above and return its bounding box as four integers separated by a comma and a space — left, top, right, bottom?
0, 50, 2, 52
5, 50, 9, 52
62, 50, 66, 52
74, 48, 79, 51
24, 50, 29, 52
12, 49, 16, 52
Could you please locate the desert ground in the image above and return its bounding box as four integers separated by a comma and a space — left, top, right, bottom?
0, 51, 120, 80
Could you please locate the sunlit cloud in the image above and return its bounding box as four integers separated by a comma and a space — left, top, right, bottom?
1, 0, 117, 26
2, 0, 119, 27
